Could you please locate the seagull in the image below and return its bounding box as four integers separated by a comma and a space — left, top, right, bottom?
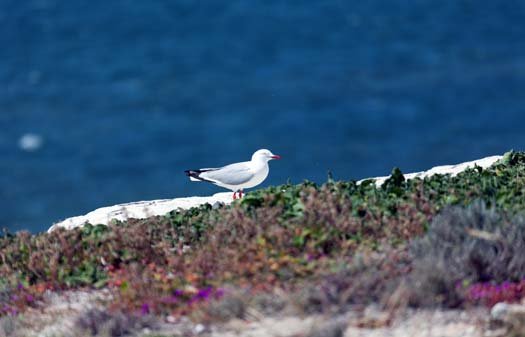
185, 149, 281, 199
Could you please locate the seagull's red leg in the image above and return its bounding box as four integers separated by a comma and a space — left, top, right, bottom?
239, 189, 244, 198
232, 191, 237, 200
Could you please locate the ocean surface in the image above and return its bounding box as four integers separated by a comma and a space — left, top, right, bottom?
1, 1, 524, 232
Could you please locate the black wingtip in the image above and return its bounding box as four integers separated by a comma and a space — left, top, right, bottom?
184, 169, 215, 183
185, 170, 201, 179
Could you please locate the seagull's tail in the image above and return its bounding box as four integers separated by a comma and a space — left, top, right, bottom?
185, 170, 201, 181
185, 169, 214, 182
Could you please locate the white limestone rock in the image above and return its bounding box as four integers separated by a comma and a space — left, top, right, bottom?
359, 155, 502, 186
491, 302, 525, 322
48, 192, 233, 232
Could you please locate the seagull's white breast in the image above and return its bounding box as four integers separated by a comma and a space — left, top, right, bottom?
243, 163, 269, 189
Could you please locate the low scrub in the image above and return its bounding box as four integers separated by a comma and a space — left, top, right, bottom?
409, 201, 525, 307
1, 151, 525, 318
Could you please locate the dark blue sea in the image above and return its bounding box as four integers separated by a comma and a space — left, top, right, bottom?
1, 1, 524, 232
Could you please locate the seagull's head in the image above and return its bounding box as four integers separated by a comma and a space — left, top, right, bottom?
252, 149, 281, 162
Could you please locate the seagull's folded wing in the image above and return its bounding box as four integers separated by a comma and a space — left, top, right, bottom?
200, 162, 254, 185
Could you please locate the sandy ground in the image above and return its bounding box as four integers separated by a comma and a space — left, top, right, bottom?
212, 309, 488, 337
2, 289, 511, 337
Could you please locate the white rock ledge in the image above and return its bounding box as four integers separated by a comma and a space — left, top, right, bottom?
48, 155, 502, 232
359, 155, 503, 186
48, 192, 234, 232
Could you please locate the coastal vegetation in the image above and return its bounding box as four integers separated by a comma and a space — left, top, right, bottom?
2, 151, 525, 333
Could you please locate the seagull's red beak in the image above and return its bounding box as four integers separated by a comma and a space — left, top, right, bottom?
271, 154, 281, 160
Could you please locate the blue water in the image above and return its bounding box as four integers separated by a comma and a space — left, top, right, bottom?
1, 1, 524, 232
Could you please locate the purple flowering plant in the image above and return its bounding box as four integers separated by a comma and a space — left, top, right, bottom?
463, 279, 525, 307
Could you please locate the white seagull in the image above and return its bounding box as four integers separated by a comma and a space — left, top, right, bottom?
185, 149, 281, 199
